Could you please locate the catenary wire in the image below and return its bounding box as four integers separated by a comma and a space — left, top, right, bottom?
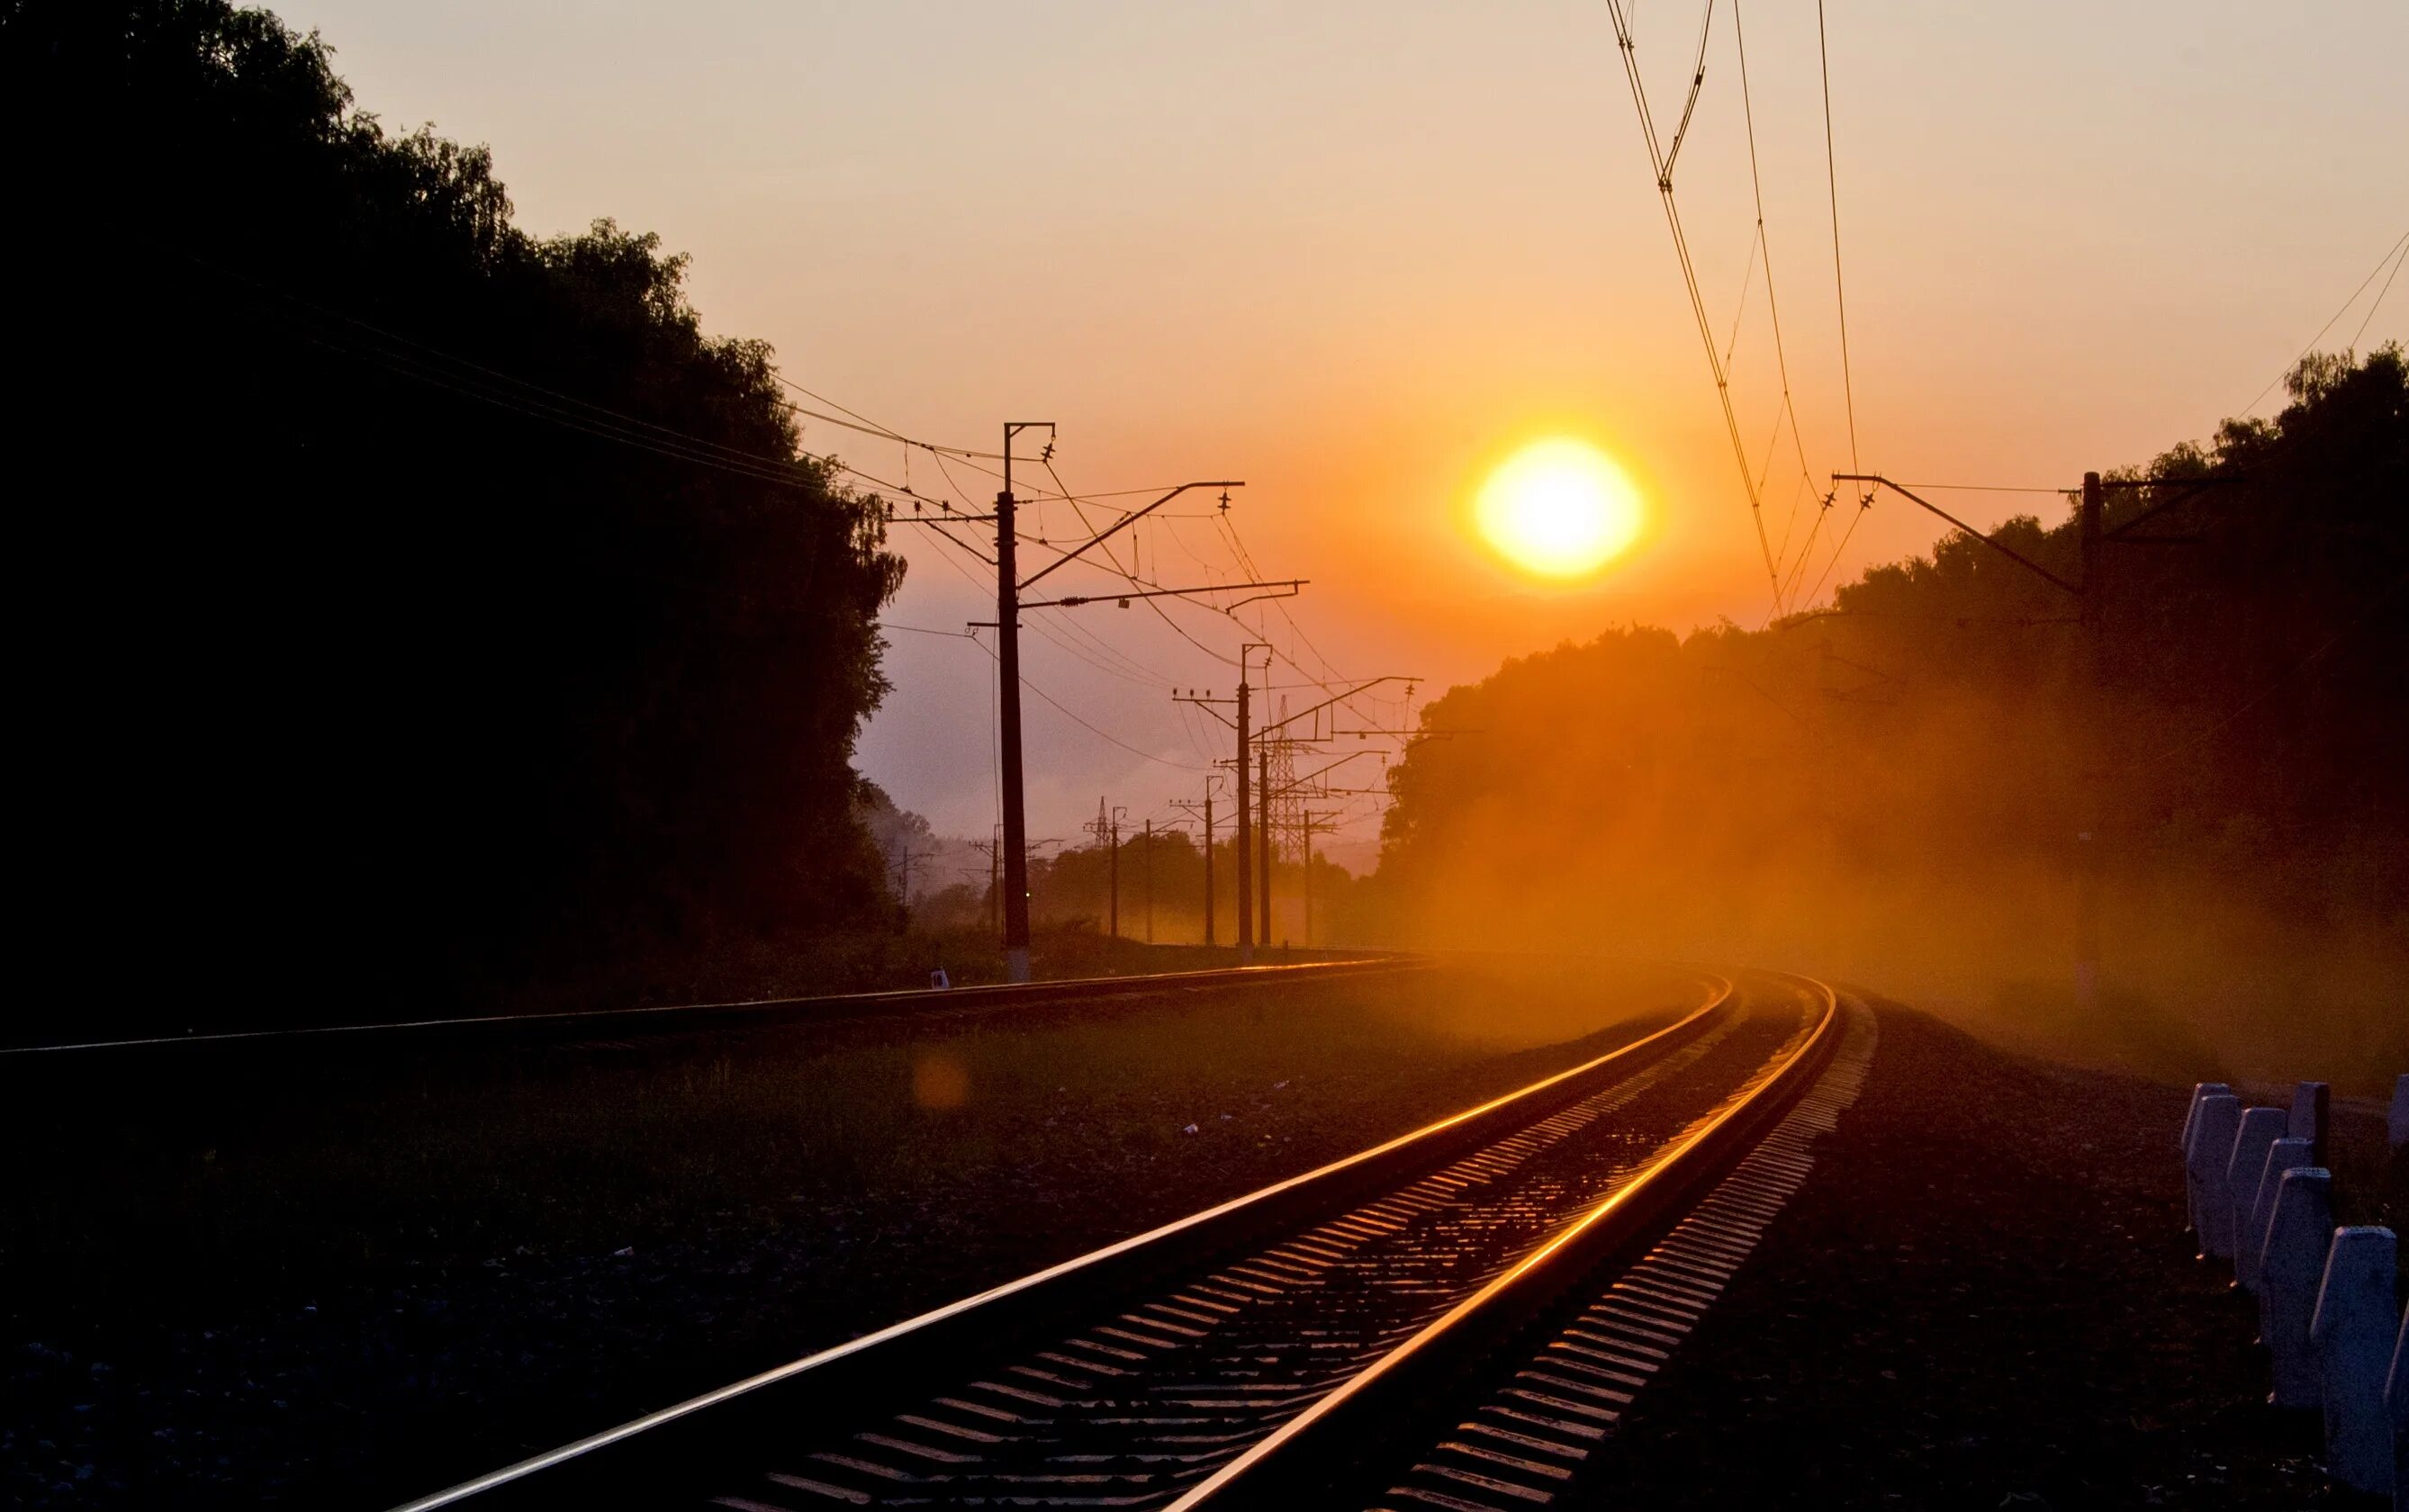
2239, 227, 2409, 418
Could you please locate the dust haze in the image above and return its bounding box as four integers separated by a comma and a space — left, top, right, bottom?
1332, 352, 2407, 1094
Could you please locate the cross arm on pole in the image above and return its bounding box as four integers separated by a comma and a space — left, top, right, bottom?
1016, 481, 1244, 592
1270, 749, 1383, 799
1834, 473, 2081, 597
1173, 691, 1239, 731
1024, 579, 1305, 610
1256, 675, 1419, 740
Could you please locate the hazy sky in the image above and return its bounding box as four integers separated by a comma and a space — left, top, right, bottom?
272, 0, 2406, 857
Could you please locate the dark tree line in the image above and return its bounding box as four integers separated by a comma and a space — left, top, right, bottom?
1367, 349, 2405, 1076
5, 2, 903, 1033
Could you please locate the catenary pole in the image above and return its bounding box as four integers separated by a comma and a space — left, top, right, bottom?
2076, 470, 2105, 1014
1257, 737, 1273, 949
1202, 788, 1214, 946
1176, 784, 1218, 947
1835, 467, 2226, 1018
995, 421, 1052, 983
1235, 666, 1253, 962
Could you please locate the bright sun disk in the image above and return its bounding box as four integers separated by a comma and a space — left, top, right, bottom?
1475, 438, 1643, 580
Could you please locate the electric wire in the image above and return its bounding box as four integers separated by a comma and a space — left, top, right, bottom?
1658, 0, 1718, 181
962, 635, 1212, 774
912, 527, 1208, 775
1605, 0, 1786, 616
1733, 0, 1828, 576
1798, 493, 1871, 608
1816, 0, 1865, 498
2344, 233, 2406, 353
1041, 456, 1243, 669
2239, 227, 2409, 418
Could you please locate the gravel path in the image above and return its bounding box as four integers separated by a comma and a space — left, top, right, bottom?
1574, 998, 2404, 1509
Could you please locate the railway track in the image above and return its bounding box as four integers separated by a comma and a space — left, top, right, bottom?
393, 968, 1856, 1512
5, 955, 1420, 1059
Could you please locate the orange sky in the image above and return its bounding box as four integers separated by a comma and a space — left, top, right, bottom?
275, 0, 2407, 854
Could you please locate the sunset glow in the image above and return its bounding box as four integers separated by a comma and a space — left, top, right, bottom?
1474, 438, 1644, 580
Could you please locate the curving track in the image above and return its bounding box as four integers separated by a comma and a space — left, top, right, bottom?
393, 968, 1852, 1512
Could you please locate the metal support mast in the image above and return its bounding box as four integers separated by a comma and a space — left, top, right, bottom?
1173, 778, 1222, 947
995, 422, 1053, 983
2075, 471, 2105, 1014
1835, 468, 2228, 1019
1257, 734, 1273, 949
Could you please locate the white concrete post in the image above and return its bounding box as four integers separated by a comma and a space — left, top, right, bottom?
2228, 1107, 2288, 1276
2183, 1082, 2232, 1232
2260, 1166, 2334, 1408
2189, 1094, 2243, 1259
2288, 1080, 2330, 1162
2390, 1074, 2408, 1156
2311, 1227, 2398, 1495
2183, 1080, 2231, 1150
2242, 1137, 2316, 1294
2383, 1303, 2405, 1512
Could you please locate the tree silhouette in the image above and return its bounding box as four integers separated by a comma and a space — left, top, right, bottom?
1374, 348, 2407, 1038
5, 1, 904, 1032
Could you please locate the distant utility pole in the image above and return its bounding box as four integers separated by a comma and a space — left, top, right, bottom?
1244, 674, 1419, 951
987, 428, 1251, 981
2076, 472, 2105, 1011
993, 422, 1052, 983
1141, 818, 1154, 944
1173, 778, 1223, 947
1836, 468, 2230, 1015
1176, 647, 1269, 962
970, 830, 1003, 940
1263, 753, 1383, 950
891, 842, 940, 913
1296, 808, 1348, 949
1258, 734, 1274, 947
1087, 802, 1125, 938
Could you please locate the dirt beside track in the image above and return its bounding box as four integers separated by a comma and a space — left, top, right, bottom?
1, 959, 1700, 1511
1576, 999, 2404, 1510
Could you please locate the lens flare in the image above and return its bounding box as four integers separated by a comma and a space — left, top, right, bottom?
1475, 438, 1644, 580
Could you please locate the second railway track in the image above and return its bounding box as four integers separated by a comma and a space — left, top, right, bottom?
396, 968, 1851, 1512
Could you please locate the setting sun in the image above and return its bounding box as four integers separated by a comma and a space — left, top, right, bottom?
1474, 438, 1645, 580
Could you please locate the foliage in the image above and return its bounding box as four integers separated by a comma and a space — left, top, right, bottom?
1369, 348, 2407, 1067
4, 1, 904, 1029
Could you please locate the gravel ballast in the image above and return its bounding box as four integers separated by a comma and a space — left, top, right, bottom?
1575, 998, 2404, 1509
3, 958, 1701, 1510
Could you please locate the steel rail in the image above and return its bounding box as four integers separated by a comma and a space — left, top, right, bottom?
1166, 971, 1842, 1507
2, 953, 1424, 1059
386, 971, 1738, 1511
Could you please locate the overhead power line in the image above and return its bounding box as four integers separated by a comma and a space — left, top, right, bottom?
1605, 0, 1788, 616
2239, 227, 2409, 418
1816, 0, 1864, 493
961, 633, 1212, 774
2346, 238, 2405, 350
1732, 1, 1825, 575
